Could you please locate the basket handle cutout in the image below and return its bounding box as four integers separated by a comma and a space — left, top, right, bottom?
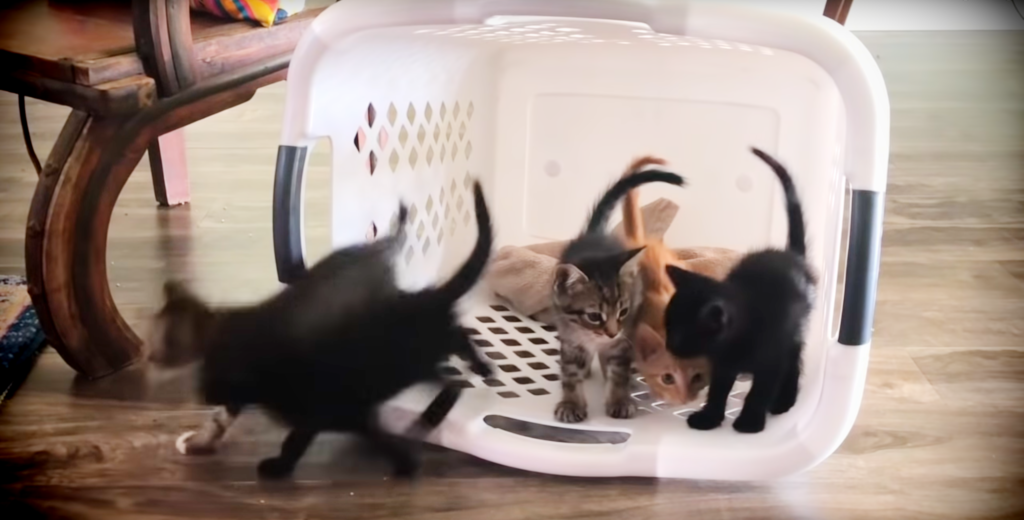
483, 415, 630, 445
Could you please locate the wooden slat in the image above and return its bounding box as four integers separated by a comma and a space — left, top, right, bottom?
0, 71, 155, 115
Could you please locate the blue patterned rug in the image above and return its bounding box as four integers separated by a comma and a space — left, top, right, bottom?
0, 276, 46, 404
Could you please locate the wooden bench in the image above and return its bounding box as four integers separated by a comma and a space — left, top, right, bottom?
2, 0, 324, 378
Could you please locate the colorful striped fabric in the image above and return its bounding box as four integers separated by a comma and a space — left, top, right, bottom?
190, 0, 306, 28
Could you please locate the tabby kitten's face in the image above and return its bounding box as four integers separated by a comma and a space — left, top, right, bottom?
552, 249, 645, 339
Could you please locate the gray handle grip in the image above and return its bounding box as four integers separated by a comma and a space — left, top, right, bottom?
838, 189, 885, 346
273, 145, 308, 284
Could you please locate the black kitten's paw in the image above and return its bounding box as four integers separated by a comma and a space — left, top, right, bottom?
554, 400, 588, 423
606, 399, 636, 420
391, 455, 421, 479
686, 409, 724, 430
257, 457, 296, 480
769, 387, 798, 416
732, 411, 767, 434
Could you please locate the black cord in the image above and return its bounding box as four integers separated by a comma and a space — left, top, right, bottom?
1013, 0, 1024, 21
18, 95, 42, 176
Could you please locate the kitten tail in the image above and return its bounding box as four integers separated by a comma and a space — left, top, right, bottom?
620, 156, 669, 246
436, 181, 493, 303
751, 148, 807, 257
585, 169, 684, 235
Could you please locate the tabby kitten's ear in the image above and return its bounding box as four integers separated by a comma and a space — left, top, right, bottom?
554, 264, 588, 293
618, 246, 646, 276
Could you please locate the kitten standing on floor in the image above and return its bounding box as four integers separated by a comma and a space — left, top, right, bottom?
663, 148, 815, 434
552, 169, 685, 423
618, 156, 710, 405
150, 182, 494, 478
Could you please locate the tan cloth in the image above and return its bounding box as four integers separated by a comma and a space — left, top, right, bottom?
485, 199, 742, 322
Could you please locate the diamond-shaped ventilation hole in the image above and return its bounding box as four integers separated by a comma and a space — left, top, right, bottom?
462, 327, 479, 335
512, 350, 534, 358
446, 123, 453, 141
501, 339, 522, 347
424, 103, 433, 123
433, 124, 441, 143
542, 374, 560, 382
515, 326, 534, 334
497, 391, 519, 399
541, 348, 558, 356
463, 173, 473, 189
387, 103, 398, 125
541, 325, 557, 332
437, 228, 445, 245
473, 339, 493, 347
409, 148, 418, 168
425, 195, 434, 214
512, 376, 534, 385
465, 141, 473, 159
484, 378, 505, 387
406, 102, 416, 124
527, 362, 550, 370
366, 103, 376, 127
407, 204, 418, 223
467, 101, 475, 120
421, 238, 431, 255
451, 143, 459, 161
477, 316, 495, 323
426, 147, 434, 166
399, 126, 409, 147
488, 327, 508, 335
417, 125, 426, 145
485, 352, 507, 360
378, 127, 389, 149
528, 337, 549, 345
404, 245, 414, 264
498, 364, 521, 373
368, 151, 378, 175
440, 102, 448, 119
440, 145, 446, 163
459, 121, 467, 140
490, 305, 510, 311
416, 221, 426, 240
528, 388, 550, 396
432, 213, 440, 231
501, 315, 522, 323
453, 101, 461, 120
452, 380, 474, 389
354, 127, 366, 152
389, 150, 400, 171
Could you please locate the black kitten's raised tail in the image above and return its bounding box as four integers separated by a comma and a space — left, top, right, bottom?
436, 181, 493, 303
585, 169, 684, 235
751, 147, 806, 257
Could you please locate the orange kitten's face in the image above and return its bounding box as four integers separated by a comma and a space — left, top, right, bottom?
633, 323, 710, 405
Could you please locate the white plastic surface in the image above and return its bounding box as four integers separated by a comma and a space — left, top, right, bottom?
277, 0, 888, 480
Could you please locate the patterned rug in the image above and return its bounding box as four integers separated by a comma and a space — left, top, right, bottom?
0, 276, 46, 404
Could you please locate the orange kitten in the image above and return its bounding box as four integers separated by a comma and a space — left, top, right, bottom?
621, 156, 710, 405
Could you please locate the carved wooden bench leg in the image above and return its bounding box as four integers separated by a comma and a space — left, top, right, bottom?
24, 57, 290, 379
148, 129, 191, 207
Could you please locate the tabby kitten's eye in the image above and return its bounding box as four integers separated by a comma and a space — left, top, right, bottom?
661, 373, 676, 385
618, 307, 630, 319
584, 312, 604, 324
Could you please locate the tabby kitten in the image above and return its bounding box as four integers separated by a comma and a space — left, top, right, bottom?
150, 182, 494, 478
553, 170, 685, 423
663, 148, 814, 434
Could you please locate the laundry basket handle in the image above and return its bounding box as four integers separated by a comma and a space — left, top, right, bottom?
837, 189, 884, 346
273, 144, 308, 284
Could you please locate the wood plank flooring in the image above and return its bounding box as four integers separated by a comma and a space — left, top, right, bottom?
1, 31, 1023, 519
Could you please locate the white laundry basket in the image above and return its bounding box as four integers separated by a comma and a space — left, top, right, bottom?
271, 0, 888, 480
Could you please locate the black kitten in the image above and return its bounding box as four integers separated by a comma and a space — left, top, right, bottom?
150, 182, 494, 478
663, 148, 815, 434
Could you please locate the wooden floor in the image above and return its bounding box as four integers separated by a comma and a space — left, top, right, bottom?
2, 31, 1023, 519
